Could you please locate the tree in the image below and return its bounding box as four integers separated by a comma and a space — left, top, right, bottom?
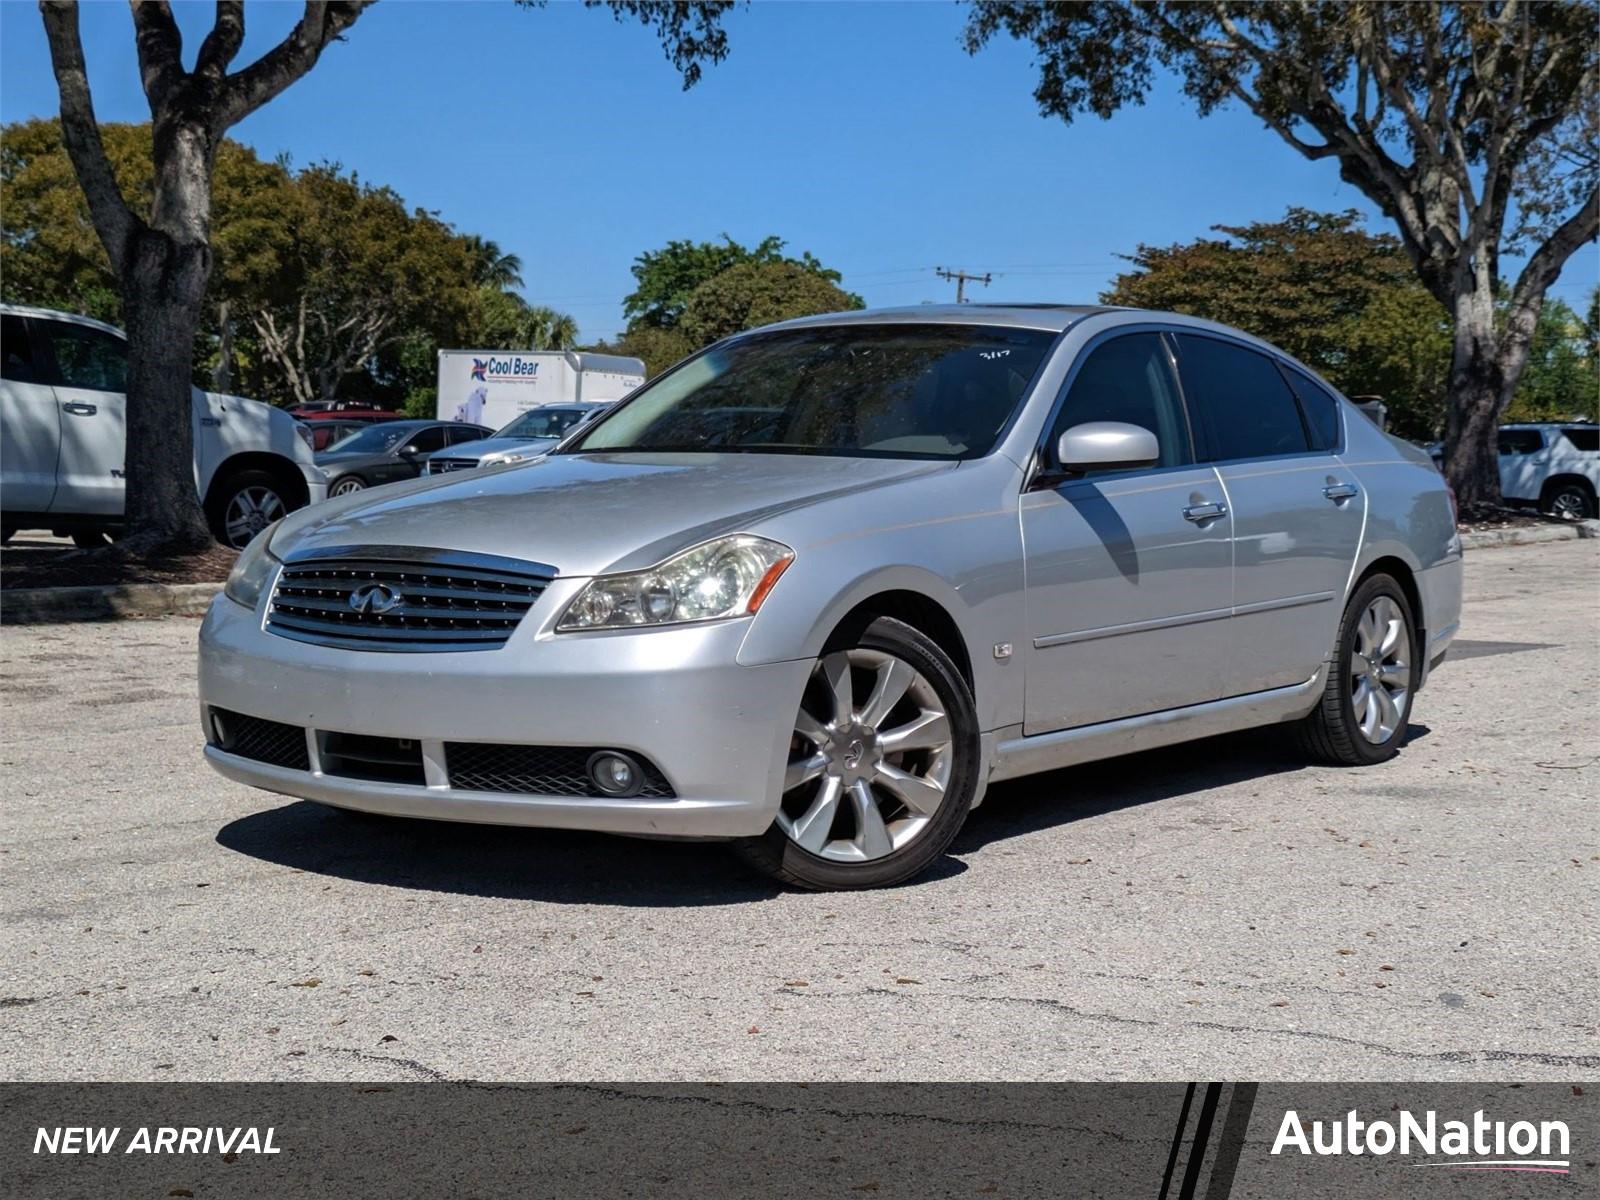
240, 164, 478, 405
966, 2, 1598, 512
524, 305, 579, 350
1506, 295, 1600, 421
463, 234, 524, 291
38, 0, 734, 553
1103, 207, 1454, 439
677, 259, 864, 346
623, 234, 860, 329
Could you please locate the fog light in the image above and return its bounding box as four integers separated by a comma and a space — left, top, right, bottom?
587, 751, 644, 797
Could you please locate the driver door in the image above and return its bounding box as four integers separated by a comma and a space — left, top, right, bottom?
388, 424, 449, 481
1020, 331, 1233, 735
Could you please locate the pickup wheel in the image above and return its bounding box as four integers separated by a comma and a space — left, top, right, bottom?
1542, 478, 1596, 521
208, 469, 288, 549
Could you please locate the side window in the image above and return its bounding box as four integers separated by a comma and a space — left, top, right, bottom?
1, 315, 36, 382
1283, 367, 1344, 452
404, 426, 448, 454
39, 320, 128, 393
1048, 333, 1191, 470
1497, 429, 1545, 455
450, 425, 487, 444
1175, 334, 1310, 462
1558, 427, 1598, 453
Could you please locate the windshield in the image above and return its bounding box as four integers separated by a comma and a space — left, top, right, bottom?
564, 324, 1056, 460
496, 408, 590, 441
327, 424, 412, 455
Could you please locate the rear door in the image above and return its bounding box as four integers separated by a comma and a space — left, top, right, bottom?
0, 313, 61, 513
1020, 330, 1233, 734
1174, 334, 1364, 697
34, 317, 129, 516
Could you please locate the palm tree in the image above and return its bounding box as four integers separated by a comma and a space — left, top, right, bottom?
524, 305, 580, 350
464, 235, 524, 291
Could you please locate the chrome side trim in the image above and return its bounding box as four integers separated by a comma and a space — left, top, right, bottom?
1033, 592, 1335, 649
1231, 590, 1335, 616
987, 668, 1327, 783
1034, 606, 1232, 649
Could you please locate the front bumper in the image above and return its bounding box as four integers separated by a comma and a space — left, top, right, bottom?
197, 588, 811, 838
298, 461, 329, 505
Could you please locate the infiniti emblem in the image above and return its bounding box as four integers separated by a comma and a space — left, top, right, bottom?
349, 582, 403, 615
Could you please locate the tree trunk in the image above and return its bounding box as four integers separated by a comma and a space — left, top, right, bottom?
1440, 280, 1542, 515
118, 227, 216, 555
212, 298, 234, 394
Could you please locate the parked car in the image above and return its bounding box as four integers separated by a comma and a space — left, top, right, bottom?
1, 304, 326, 549
299, 418, 368, 453
200, 305, 1462, 890
288, 400, 402, 422
423, 402, 611, 475
1490, 423, 1597, 519
314, 419, 492, 495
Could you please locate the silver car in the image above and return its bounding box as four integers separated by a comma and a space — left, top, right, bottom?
200, 306, 1462, 890
422, 402, 611, 475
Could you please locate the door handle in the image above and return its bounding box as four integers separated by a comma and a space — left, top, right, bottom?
1182, 501, 1227, 523
62, 402, 98, 416
1323, 483, 1359, 503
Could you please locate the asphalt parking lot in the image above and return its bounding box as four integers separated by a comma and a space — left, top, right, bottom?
2, 539, 1596, 1082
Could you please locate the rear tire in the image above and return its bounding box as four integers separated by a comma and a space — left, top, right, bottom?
732, 616, 979, 890
207, 469, 288, 549
1294, 574, 1418, 766
1542, 479, 1596, 521
330, 475, 368, 497
70, 529, 113, 549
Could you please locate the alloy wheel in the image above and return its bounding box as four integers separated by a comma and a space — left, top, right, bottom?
777, 648, 953, 862
331, 477, 367, 498
1549, 488, 1589, 521
223, 486, 285, 548
1349, 595, 1411, 744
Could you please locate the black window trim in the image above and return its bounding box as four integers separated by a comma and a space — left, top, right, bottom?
1167, 329, 1334, 468
1025, 322, 1202, 491
1276, 361, 1348, 456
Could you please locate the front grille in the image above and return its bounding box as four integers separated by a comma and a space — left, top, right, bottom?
209, 708, 310, 771
266, 546, 554, 652
320, 731, 426, 785
427, 458, 479, 474
445, 743, 675, 799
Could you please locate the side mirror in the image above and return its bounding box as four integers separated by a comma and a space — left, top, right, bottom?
1055, 421, 1160, 473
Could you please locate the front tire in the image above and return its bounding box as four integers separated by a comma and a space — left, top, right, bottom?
1294, 574, 1418, 766
732, 616, 979, 890
208, 470, 288, 549
330, 475, 368, 498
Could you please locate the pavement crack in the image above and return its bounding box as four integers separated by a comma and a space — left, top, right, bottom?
318, 1045, 451, 1081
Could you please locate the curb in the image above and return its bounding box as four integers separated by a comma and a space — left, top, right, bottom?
1458, 519, 1600, 551
1, 581, 222, 624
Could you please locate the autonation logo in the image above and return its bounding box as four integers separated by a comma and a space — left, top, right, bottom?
1273, 1109, 1571, 1174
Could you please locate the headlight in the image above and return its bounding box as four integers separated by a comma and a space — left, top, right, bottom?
557, 535, 793, 632
223, 521, 283, 609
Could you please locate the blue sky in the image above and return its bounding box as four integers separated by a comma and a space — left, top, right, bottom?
3, 1, 1594, 343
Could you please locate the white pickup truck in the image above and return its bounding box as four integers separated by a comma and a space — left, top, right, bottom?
1, 304, 326, 548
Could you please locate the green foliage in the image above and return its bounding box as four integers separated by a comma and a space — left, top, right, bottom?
591, 325, 697, 379
678, 260, 862, 347
624, 234, 859, 329
1105, 209, 1455, 438
1506, 295, 1600, 423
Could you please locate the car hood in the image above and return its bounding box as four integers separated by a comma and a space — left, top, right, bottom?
436, 436, 557, 462
273, 452, 953, 577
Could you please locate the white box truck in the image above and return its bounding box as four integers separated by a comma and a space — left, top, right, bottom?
436, 349, 645, 428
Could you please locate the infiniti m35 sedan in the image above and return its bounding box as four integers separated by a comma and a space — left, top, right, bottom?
200, 305, 1462, 889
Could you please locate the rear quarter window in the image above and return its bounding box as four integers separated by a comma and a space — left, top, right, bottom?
1559, 427, 1598, 453
1283, 367, 1344, 452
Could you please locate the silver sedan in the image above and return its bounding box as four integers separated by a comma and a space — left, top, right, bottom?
199, 305, 1462, 890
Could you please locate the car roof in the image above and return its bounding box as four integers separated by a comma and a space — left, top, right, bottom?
0, 302, 125, 340
763, 303, 1115, 334
1502, 421, 1597, 429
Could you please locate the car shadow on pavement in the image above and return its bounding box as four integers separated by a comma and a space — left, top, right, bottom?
954, 724, 1432, 853
215, 802, 789, 906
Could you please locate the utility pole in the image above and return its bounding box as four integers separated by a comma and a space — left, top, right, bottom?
935, 267, 992, 303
